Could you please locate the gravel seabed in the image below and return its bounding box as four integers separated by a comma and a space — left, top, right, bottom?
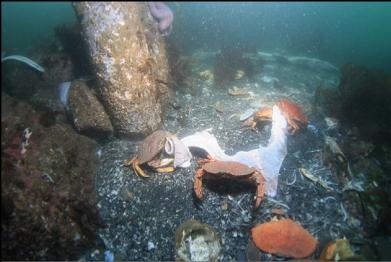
94, 52, 363, 261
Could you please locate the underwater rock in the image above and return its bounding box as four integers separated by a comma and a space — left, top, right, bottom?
68, 79, 113, 139
1, 59, 42, 99
251, 218, 318, 258
73, 2, 172, 138
1, 95, 102, 260
338, 64, 391, 142
214, 46, 255, 87
175, 220, 221, 262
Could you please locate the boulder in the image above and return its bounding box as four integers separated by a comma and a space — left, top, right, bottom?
1, 94, 103, 260
68, 79, 113, 139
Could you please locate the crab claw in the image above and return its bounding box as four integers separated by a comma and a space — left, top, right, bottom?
254, 171, 265, 209
194, 168, 205, 200
131, 159, 150, 178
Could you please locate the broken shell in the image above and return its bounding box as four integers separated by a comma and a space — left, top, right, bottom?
148, 158, 174, 169
234, 69, 245, 80
165, 136, 192, 168
155, 166, 175, 173
175, 220, 221, 262
199, 69, 214, 81
209, 101, 225, 113
324, 136, 346, 163
239, 108, 255, 121
320, 238, 356, 261
251, 218, 318, 258
165, 137, 175, 155
324, 117, 339, 130
228, 86, 250, 96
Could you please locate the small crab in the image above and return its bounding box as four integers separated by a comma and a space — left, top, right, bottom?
194, 159, 265, 209
123, 130, 174, 177
248, 99, 308, 134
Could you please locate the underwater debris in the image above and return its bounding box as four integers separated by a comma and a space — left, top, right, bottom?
234, 70, 245, 80
320, 238, 357, 261
58, 81, 72, 109
165, 135, 192, 168
175, 220, 221, 262
323, 135, 352, 180
342, 179, 365, 192
2, 55, 45, 73
104, 250, 114, 262
251, 218, 318, 258
324, 117, 339, 130
198, 69, 214, 81
265, 197, 290, 210
239, 108, 255, 121
228, 86, 251, 96
209, 101, 225, 113
299, 167, 333, 191
261, 75, 279, 84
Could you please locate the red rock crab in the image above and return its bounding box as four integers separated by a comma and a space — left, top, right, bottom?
123, 130, 174, 177
251, 218, 318, 258
194, 159, 265, 209
249, 99, 308, 134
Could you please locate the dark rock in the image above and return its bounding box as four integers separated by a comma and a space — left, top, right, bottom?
214, 46, 255, 87
1, 60, 42, 99
338, 64, 391, 142
68, 79, 113, 139
1, 94, 102, 260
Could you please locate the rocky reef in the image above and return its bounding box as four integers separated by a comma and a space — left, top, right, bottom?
1, 94, 103, 260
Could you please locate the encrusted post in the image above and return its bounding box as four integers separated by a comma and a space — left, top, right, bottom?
73, 2, 171, 138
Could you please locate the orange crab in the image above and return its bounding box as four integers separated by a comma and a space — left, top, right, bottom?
249, 99, 308, 134
123, 130, 174, 177
194, 159, 265, 209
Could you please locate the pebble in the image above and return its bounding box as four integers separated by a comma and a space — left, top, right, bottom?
147, 241, 155, 251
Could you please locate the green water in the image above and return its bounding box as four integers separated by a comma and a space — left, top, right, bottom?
2, 2, 391, 73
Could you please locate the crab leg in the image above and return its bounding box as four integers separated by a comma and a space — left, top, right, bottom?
197, 155, 216, 164
287, 119, 300, 135
254, 171, 265, 209
194, 168, 205, 200
132, 159, 150, 178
